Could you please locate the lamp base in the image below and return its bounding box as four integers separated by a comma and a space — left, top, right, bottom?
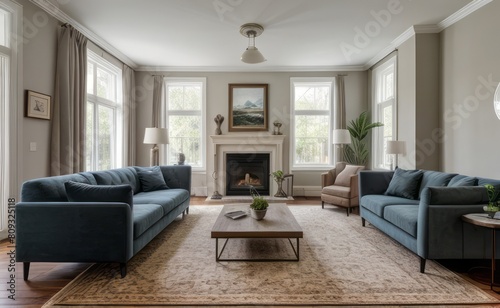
150, 145, 159, 166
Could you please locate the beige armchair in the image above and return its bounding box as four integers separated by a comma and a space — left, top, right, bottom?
321, 162, 365, 216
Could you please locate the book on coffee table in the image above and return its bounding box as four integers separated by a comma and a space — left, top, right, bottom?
224, 210, 247, 220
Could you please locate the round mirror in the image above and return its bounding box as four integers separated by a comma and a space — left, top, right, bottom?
495, 83, 500, 120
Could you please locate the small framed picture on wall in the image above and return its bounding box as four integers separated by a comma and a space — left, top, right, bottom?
26, 90, 51, 120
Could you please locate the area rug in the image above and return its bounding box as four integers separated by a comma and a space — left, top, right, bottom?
43, 205, 499, 307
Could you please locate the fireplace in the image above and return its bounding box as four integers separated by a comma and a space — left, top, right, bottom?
225, 153, 270, 196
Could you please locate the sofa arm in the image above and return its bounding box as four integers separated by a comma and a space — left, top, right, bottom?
160, 165, 192, 194
321, 172, 333, 188
417, 186, 487, 259
350, 174, 360, 197
358, 170, 394, 197
15, 202, 133, 263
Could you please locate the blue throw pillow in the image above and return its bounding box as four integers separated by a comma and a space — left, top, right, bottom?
385, 168, 424, 200
137, 166, 169, 192
448, 176, 477, 187
64, 181, 133, 209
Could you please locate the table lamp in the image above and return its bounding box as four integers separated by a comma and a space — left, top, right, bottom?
386, 140, 406, 170
332, 129, 351, 161
143, 127, 169, 166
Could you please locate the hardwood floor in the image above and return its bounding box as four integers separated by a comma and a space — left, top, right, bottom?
2, 196, 499, 307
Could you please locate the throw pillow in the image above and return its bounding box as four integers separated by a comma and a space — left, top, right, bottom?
64, 181, 133, 209
334, 165, 362, 187
448, 176, 478, 187
385, 168, 424, 200
137, 166, 169, 192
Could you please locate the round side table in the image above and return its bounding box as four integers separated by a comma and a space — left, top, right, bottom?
462, 213, 500, 292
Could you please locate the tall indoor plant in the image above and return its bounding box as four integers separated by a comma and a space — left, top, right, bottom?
343, 111, 383, 166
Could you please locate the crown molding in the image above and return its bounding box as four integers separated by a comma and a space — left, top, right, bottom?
29, 0, 137, 69
437, 0, 492, 30
135, 65, 366, 73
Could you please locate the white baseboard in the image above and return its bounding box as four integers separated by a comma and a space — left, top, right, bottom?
293, 186, 322, 197
192, 186, 207, 197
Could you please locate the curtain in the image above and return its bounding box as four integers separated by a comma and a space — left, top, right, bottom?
122, 65, 136, 166
334, 75, 347, 162
50, 24, 88, 175
152, 75, 163, 127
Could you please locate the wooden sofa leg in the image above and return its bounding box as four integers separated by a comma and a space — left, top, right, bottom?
186, 207, 189, 214
346, 207, 350, 217
420, 257, 426, 273
361, 218, 365, 227
321, 201, 324, 209
23, 262, 30, 281
120, 263, 127, 278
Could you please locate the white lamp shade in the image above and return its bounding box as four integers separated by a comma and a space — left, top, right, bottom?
332, 129, 351, 144
241, 47, 266, 64
386, 140, 406, 155
143, 127, 169, 145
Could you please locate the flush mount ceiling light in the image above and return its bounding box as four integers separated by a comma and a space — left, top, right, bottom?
240, 23, 266, 64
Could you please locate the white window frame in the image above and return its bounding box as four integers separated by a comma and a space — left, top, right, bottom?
372, 55, 397, 170
290, 77, 335, 171
86, 50, 123, 171
0, 0, 22, 240
161, 77, 206, 172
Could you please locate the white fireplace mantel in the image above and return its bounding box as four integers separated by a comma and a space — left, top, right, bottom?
210, 134, 286, 196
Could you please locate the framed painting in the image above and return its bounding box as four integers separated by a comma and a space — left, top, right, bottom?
228, 84, 268, 132
26, 90, 51, 120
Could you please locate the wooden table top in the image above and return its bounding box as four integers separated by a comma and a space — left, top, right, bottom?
211, 203, 303, 239
462, 213, 500, 229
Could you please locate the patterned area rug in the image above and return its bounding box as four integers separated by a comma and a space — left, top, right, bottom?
43, 205, 499, 307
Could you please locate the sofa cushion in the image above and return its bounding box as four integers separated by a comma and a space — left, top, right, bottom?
418, 171, 457, 196
136, 166, 169, 192
133, 204, 164, 239
383, 205, 419, 237
361, 195, 419, 217
322, 185, 352, 199
21, 173, 91, 202
133, 189, 189, 215
385, 168, 423, 200
448, 175, 478, 187
334, 165, 362, 187
64, 181, 133, 210
91, 167, 141, 194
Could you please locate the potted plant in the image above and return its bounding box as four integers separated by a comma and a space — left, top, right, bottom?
483, 184, 500, 218
249, 186, 269, 220
343, 111, 383, 166
271, 170, 287, 198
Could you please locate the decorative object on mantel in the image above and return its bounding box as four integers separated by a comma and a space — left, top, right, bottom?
483, 184, 500, 218
271, 170, 287, 198
273, 120, 283, 135
240, 23, 266, 64
214, 114, 224, 135
143, 127, 169, 166
211, 171, 222, 199
228, 83, 268, 132
249, 185, 269, 220
177, 153, 185, 165
26, 90, 51, 120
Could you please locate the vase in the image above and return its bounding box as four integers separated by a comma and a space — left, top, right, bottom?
274, 179, 287, 198
483, 205, 498, 218
250, 208, 267, 220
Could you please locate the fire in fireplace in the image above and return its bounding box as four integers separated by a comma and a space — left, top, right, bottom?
225, 153, 270, 196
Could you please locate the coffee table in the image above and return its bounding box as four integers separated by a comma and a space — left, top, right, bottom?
211, 203, 303, 261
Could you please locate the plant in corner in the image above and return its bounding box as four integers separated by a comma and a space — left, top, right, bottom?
483, 184, 500, 217
344, 111, 383, 166
249, 186, 269, 220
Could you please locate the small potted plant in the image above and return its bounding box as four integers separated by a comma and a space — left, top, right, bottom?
484, 184, 500, 218
249, 186, 269, 220
271, 170, 287, 198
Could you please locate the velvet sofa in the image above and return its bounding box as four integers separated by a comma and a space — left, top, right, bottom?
16, 165, 191, 279
359, 168, 500, 273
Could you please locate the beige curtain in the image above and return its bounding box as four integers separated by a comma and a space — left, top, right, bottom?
334, 75, 347, 162
123, 65, 136, 166
50, 24, 88, 175
152, 75, 163, 127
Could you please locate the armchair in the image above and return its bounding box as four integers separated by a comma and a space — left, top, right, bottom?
321, 162, 365, 216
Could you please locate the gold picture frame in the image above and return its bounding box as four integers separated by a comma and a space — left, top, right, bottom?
26, 90, 51, 120
228, 84, 268, 132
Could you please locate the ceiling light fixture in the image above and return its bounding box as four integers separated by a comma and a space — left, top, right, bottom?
240, 23, 266, 64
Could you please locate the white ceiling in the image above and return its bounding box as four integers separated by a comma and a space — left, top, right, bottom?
41, 0, 478, 71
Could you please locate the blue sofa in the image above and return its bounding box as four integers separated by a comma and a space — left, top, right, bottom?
15, 165, 191, 279
359, 169, 500, 273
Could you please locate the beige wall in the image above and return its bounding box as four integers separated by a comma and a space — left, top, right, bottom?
135, 71, 368, 196
19, 0, 59, 182
440, 1, 500, 178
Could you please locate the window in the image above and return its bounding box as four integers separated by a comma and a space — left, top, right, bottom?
163, 77, 206, 171
290, 77, 335, 169
86, 50, 123, 171
0, 0, 21, 240
372, 56, 397, 169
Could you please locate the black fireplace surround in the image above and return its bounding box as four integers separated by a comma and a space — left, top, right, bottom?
225, 153, 270, 196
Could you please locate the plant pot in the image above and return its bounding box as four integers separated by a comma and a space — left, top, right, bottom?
274, 179, 287, 198
483, 206, 498, 218
250, 209, 267, 220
